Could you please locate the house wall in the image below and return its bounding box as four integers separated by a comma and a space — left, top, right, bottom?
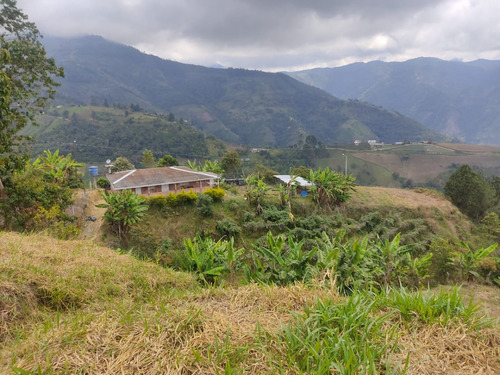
110, 178, 218, 197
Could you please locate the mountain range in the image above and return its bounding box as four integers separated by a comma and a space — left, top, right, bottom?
286, 58, 500, 145
41, 36, 444, 148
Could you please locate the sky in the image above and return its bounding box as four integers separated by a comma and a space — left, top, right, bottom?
16, 0, 500, 72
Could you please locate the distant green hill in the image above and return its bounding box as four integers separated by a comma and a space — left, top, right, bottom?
42, 36, 446, 147
287, 58, 500, 145
23, 106, 226, 164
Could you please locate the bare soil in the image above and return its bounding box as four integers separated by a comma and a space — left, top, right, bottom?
70, 189, 107, 241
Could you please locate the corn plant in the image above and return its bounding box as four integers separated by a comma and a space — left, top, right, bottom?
379, 286, 490, 329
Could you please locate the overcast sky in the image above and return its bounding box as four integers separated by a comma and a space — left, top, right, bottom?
16, 0, 500, 72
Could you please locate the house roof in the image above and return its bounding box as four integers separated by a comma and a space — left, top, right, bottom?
107, 166, 219, 190
274, 175, 313, 187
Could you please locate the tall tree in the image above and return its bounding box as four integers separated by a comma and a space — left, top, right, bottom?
140, 149, 156, 168
444, 164, 495, 220
0, 0, 64, 183
157, 154, 178, 167
221, 151, 241, 179
111, 157, 135, 172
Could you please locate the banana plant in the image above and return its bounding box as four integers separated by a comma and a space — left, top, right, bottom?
96, 190, 148, 237
246, 232, 317, 285
184, 236, 244, 284
452, 242, 498, 282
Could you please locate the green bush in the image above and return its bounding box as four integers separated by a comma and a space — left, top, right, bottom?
216, 218, 241, 238
148, 195, 167, 209
176, 189, 198, 205
261, 205, 290, 224
203, 187, 225, 202
165, 190, 198, 206
197, 193, 213, 217
166, 192, 178, 206
427, 238, 456, 284
96, 177, 111, 190
128, 226, 161, 260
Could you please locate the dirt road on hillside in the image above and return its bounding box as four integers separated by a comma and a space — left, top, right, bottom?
70, 189, 107, 241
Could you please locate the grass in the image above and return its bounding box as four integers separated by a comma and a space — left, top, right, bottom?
1, 231, 500, 374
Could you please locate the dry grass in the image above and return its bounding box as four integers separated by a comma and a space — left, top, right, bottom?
438, 143, 500, 153
353, 148, 500, 183
1, 231, 500, 374
396, 324, 500, 374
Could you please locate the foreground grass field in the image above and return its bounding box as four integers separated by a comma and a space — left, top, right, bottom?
1, 232, 499, 374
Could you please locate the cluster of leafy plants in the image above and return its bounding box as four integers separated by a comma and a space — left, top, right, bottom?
97, 190, 148, 237
263, 286, 489, 374
1, 150, 82, 234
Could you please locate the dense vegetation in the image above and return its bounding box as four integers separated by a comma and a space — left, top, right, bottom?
22, 105, 227, 165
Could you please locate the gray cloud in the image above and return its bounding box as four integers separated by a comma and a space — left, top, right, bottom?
16, 0, 500, 71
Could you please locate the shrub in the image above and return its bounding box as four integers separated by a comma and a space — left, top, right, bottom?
216, 218, 241, 238
165, 190, 198, 206
128, 227, 161, 260
261, 205, 290, 224
148, 195, 167, 209
197, 193, 213, 217
166, 192, 178, 206
176, 189, 198, 205
425, 238, 456, 284
96, 177, 111, 190
203, 187, 225, 202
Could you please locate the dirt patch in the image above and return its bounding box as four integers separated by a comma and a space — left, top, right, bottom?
70, 189, 107, 241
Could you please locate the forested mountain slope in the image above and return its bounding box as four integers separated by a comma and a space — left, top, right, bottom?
43, 36, 446, 147
287, 58, 500, 145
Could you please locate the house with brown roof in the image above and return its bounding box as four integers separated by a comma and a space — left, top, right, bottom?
106, 166, 219, 196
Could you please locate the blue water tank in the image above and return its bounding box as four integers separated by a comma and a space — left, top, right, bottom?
301, 190, 308, 197
89, 166, 98, 176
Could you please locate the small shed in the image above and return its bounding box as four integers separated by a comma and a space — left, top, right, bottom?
274, 175, 313, 194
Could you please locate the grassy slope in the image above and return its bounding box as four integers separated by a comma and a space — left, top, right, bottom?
2, 186, 499, 373
1, 231, 500, 374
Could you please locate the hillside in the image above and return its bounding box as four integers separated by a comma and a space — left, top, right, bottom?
286, 58, 500, 145
42, 36, 446, 147
22, 105, 227, 164
3, 182, 500, 373
350, 142, 500, 186
1, 229, 500, 374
